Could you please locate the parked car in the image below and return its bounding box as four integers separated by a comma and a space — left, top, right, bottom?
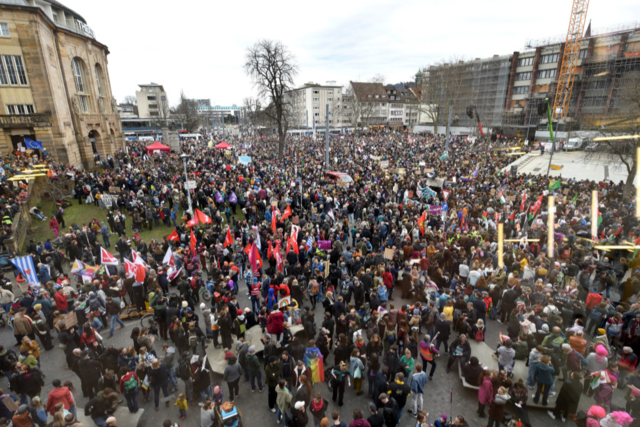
584, 142, 599, 152
565, 138, 584, 151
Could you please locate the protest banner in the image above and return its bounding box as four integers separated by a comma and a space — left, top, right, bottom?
384, 248, 394, 259
63, 311, 78, 329
428, 206, 442, 215
101, 194, 117, 209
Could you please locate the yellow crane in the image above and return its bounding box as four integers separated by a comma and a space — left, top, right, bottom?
551, 0, 590, 121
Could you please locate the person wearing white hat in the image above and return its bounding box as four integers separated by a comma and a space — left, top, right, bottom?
292, 401, 308, 427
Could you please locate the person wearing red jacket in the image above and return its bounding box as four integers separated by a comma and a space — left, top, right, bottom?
54, 287, 68, 313
119, 368, 140, 413
46, 379, 76, 417
267, 307, 285, 342
383, 268, 394, 301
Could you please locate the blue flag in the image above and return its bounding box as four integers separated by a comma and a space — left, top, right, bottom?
24, 138, 44, 150
10, 255, 39, 285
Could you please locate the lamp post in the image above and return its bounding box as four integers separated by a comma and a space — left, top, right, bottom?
181, 153, 193, 216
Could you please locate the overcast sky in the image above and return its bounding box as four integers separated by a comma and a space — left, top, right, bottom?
65, 0, 640, 107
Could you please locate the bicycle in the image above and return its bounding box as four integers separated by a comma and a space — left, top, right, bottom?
199, 285, 211, 302
140, 313, 157, 329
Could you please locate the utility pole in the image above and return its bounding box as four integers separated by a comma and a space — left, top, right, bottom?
181, 154, 193, 215
325, 104, 330, 172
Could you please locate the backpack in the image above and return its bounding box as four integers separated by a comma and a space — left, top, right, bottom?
387, 330, 396, 345
189, 334, 198, 348
284, 410, 295, 427
177, 359, 191, 381
574, 411, 597, 427
123, 375, 137, 391
474, 328, 485, 342
0, 351, 17, 370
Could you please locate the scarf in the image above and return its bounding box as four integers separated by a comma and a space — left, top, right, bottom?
312, 398, 323, 412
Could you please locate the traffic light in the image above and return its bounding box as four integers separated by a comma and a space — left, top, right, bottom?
466, 106, 474, 119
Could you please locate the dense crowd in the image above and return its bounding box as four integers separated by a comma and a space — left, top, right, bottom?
0, 130, 639, 427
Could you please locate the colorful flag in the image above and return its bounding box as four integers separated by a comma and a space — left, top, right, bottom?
162, 247, 175, 266
229, 192, 238, 204
418, 211, 427, 236
520, 191, 527, 211
223, 228, 233, 248
303, 346, 325, 383
508, 211, 515, 222
215, 191, 224, 203
132, 250, 146, 267
572, 194, 578, 204
11, 255, 39, 285
549, 179, 562, 191
100, 248, 118, 266
248, 241, 262, 275
530, 195, 543, 219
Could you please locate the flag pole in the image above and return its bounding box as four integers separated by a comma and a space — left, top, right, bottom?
591, 190, 598, 241
498, 223, 504, 269
547, 195, 555, 259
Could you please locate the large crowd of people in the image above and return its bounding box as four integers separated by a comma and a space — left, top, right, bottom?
0, 130, 639, 427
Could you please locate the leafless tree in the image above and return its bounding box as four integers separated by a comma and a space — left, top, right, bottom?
370, 74, 386, 84
156, 93, 171, 127
581, 71, 640, 198
174, 90, 200, 133
242, 97, 263, 133
342, 83, 375, 131
123, 95, 137, 105
245, 39, 298, 158
420, 56, 473, 135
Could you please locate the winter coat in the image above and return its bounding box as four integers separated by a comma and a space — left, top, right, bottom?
488, 392, 511, 421
267, 310, 285, 334
478, 376, 494, 405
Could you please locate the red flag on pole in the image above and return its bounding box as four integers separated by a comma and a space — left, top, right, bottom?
167, 229, 180, 242
135, 264, 146, 282
100, 248, 118, 265
520, 191, 527, 211
190, 229, 196, 253
289, 236, 299, 255
195, 209, 212, 224
267, 241, 273, 259
418, 211, 427, 236
281, 205, 292, 221
248, 241, 262, 275
271, 209, 277, 233
274, 241, 283, 272
223, 228, 233, 248
508, 211, 515, 222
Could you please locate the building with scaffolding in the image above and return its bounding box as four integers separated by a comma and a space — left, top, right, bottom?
418, 21, 640, 139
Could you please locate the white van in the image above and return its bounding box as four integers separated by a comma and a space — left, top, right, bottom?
565, 138, 584, 151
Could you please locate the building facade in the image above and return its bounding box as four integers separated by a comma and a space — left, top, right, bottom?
285, 82, 343, 129
0, 0, 124, 165
136, 83, 169, 120
346, 82, 419, 129
419, 22, 640, 138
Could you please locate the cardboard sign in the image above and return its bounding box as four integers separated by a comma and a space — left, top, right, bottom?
292, 216, 299, 224
425, 168, 434, 173
398, 168, 406, 176
506, 196, 516, 202
63, 311, 78, 329
2, 397, 17, 412
324, 261, 330, 278
380, 160, 389, 169
408, 191, 414, 199
490, 188, 496, 194
563, 188, 570, 195
108, 186, 121, 194
337, 180, 348, 188
271, 200, 278, 207
384, 248, 394, 260
464, 161, 469, 165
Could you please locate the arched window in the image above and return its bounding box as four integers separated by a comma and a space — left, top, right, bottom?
94, 63, 104, 97
71, 57, 89, 112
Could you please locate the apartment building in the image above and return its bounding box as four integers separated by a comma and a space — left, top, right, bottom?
285, 82, 342, 129
136, 83, 169, 119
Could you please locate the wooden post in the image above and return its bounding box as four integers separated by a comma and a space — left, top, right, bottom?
498, 223, 504, 268
636, 146, 639, 218
548, 195, 555, 258
592, 189, 598, 240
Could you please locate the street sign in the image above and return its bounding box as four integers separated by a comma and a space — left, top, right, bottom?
442, 202, 448, 211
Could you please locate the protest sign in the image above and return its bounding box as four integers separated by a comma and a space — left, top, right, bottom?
63, 311, 78, 328
380, 160, 389, 169
428, 206, 442, 215
101, 194, 117, 209
384, 248, 394, 259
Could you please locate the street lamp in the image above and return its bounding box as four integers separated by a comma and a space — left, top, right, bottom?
180, 153, 193, 215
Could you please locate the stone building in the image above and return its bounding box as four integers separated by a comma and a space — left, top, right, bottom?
0, 0, 124, 166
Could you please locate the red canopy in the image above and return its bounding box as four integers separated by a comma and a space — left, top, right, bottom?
214, 142, 232, 149
145, 141, 171, 153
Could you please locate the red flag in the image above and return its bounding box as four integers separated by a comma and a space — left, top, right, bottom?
271, 209, 277, 233
195, 209, 212, 224
531, 195, 544, 217
223, 228, 233, 248
520, 191, 527, 211
267, 241, 273, 259
124, 259, 136, 275
634, 235, 640, 245
135, 264, 146, 283
100, 248, 118, 265
494, 212, 500, 223
508, 211, 515, 222
613, 226, 624, 237
186, 217, 199, 228
417, 211, 427, 236
248, 241, 262, 275
281, 205, 292, 221
244, 244, 251, 256
167, 229, 180, 242
274, 241, 283, 272
289, 236, 299, 255
190, 229, 196, 253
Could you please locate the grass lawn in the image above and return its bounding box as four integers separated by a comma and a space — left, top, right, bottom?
26, 200, 245, 255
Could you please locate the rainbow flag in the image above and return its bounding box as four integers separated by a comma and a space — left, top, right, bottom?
304, 347, 324, 383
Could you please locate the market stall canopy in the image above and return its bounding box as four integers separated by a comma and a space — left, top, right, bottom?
145, 141, 170, 154
215, 142, 232, 149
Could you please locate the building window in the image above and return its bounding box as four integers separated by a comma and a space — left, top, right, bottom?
327, 90, 333, 94
1, 55, 25, 86
517, 57, 534, 67
327, 97, 333, 101
537, 69, 557, 79
313, 106, 319, 110
0, 23, 9, 37
313, 90, 319, 94
540, 53, 560, 64
313, 97, 319, 102
94, 64, 105, 97
513, 86, 529, 95
579, 49, 588, 59
148, 104, 158, 109
7, 104, 34, 114
314, 112, 319, 117
72, 58, 89, 112
515, 72, 531, 81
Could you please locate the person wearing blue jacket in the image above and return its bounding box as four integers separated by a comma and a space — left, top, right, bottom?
532, 355, 555, 406
407, 363, 427, 417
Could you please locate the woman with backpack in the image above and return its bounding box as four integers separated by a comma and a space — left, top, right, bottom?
118, 367, 140, 413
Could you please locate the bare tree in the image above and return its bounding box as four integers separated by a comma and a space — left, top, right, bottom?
174, 90, 200, 133
242, 97, 263, 133
581, 71, 640, 198
370, 74, 386, 84
420, 57, 473, 135
123, 95, 137, 105
245, 39, 298, 158
342, 83, 376, 131
156, 93, 170, 127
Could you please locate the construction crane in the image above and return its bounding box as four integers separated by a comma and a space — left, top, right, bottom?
551, 0, 590, 122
